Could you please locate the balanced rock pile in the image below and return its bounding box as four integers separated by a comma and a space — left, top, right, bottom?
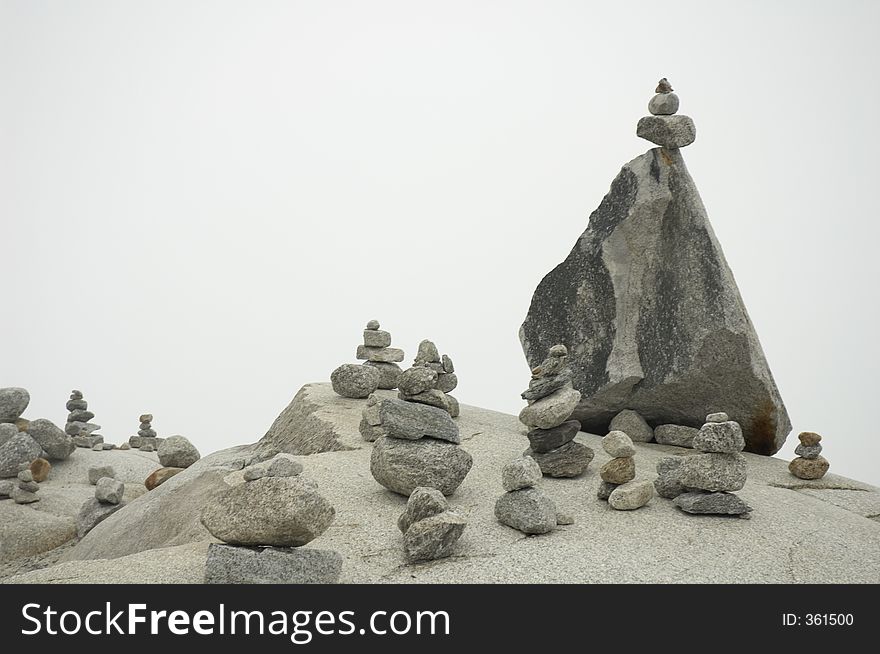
3, 466, 41, 504
201, 454, 342, 583
65, 389, 104, 448
637, 77, 696, 149
655, 413, 752, 518
397, 486, 467, 562
398, 340, 459, 417
519, 345, 593, 477
331, 320, 404, 398
130, 414, 159, 451
77, 472, 126, 536
597, 431, 654, 510
789, 431, 829, 480
495, 456, 557, 534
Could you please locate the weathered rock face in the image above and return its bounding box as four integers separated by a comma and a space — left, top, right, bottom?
520, 147, 791, 455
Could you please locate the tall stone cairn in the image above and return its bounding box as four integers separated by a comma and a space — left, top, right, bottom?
130, 414, 159, 451
397, 340, 459, 417
66, 390, 103, 448
331, 320, 405, 399
789, 432, 829, 480
519, 345, 593, 477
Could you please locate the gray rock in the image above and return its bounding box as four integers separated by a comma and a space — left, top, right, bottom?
518, 386, 581, 430
67, 409, 95, 423
441, 354, 455, 373
0, 387, 29, 422
694, 421, 745, 453
363, 361, 402, 390
77, 497, 125, 537
128, 435, 141, 448
648, 92, 680, 116
91, 443, 104, 451
637, 114, 696, 148
414, 340, 441, 365
363, 394, 381, 425
365, 319, 380, 330
436, 372, 458, 394
673, 491, 752, 517
66, 398, 88, 411
379, 398, 460, 443
600, 456, 635, 484
95, 477, 125, 505
158, 435, 201, 468
138, 428, 157, 438
397, 486, 449, 533
119, 442, 131, 450
555, 512, 575, 525
404, 511, 467, 562
0, 433, 42, 478
17, 469, 33, 482
359, 416, 386, 442
602, 430, 636, 457
677, 453, 747, 492
446, 394, 460, 418
18, 480, 39, 492
73, 434, 103, 448
243, 453, 303, 481
519, 146, 791, 455
795, 443, 822, 459
494, 487, 557, 535
363, 329, 392, 348
609, 409, 654, 443
526, 420, 580, 453
397, 366, 438, 396
521, 370, 573, 403
102, 442, 115, 450
330, 363, 380, 399
13, 487, 40, 503
608, 480, 654, 510
706, 412, 729, 423
0, 423, 19, 447
654, 456, 686, 498
140, 441, 155, 452
356, 345, 405, 363
501, 455, 542, 492
597, 481, 618, 500
204, 544, 342, 584
654, 424, 699, 448
139, 413, 153, 423
399, 389, 454, 414
0, 479, 14, 497
370, 436, 473, 497
88, 465, 115, 485
201, 476, 335, 547
525, 441, 594, 478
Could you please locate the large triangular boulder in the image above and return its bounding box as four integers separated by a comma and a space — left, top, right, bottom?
520, 147, 790, 454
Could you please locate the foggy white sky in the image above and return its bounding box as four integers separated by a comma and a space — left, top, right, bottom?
2, 1, 878, 485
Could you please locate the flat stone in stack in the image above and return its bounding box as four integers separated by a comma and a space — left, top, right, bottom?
519, 345, 593, 477
66, 389, 103, 447
789, 431, 829, 480
131, 413, 158, 450
77, 476, 126, 536
361, 320, 404, 390
654, 424, 699, 448
495, 456, 557, 534
397, 486, 467, 562
398, 340, 459, 417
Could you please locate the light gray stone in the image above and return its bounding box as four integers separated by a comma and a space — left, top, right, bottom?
609, 409, 654, 443
88, 465, 115, 485
519, 146, 791, 455
524, 441, 594, 478
637, 114, 696, 148
654, 455, 686, 498
102, 443, 115, 450
204, 543, 342, 584
397, 366, 438, 396
436, 372, 458, 394
673, 491, 752, 517
648, 92, 680, 115
242, 453, 303, 481
0, 433, 42, 478
795, 443, 822, 459
359, 416, 386, 442
0, 387, 29, 422
139, 441, 155, 452
201, 476, 335, 547
706, 412, 729, 423
13, 487, 39, 503
399, 389, 454, 414
600, 456, 635, 484
18, 480, 39, 493
414, 340, 440, 365
526, 420, 580, 453
73, 434, 103, 448
677, 453, 747, 492
655, 424, 699, 448
330, 363, 380, 399
602, 430, 636, 457
95, 477, 124, 504
397, 486, 449, 533
66, 398, 87, 411
356, 345, 405, 363
518, 386, 581, 430
555, 512, 575, 525
138, 427, 157, 437
363, 395, 381, 425
446, 394, 460, 418
608, 480, 654, 510
404, 511, 466, 562
379, 398, 459, 443
694, 421, 745, 453
363, 361, 402, 390
17, 469, 33, 482
77, 497, 125, 537
363, 329, 392, 348
521, 370, 573, 403
370, 436, 473, 497
158, 435, 201, 468
441, 354, 455, 373
91, 443, 103, 451
501, 456, 542, 492
0, 479, 14, 498
494, 487, 557, 535
119, 442, 131, 450
0, 423, 18, 447
67, 409, 95, 423
597, 480, 618, 500
365, 319, 380, 330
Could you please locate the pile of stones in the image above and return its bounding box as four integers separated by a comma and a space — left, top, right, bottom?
397, 486, 467, 562
519, 345, 593, 477
598, 431, 654, 510
655, 413, 752, 518
66, 390, 104, 448
369, 396, 472, 497
331, 320, 405, 398
399, 340, 459, 417
636, 77, 696, 149
789, 432, 829, 480
77, 468, 126, 536
495, 455, 558, 534
0, 465, 42, 504
201, 454, 342, 583
130, 414, 161, 451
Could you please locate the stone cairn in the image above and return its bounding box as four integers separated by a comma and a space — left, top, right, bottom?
201, 454, 343, 583
331, 320, 405, 399
495, 455, 558, 534
519, 345, 593, 477
66, 389, 103, 448
130, 413, 160, 451
399, 340, 459, 417
636, 77, 696, 149
77, 470, 125, 536
397, 486, 467, 562
789, 432, 829, 480
3, 465, 41, 504
655, 412, 752, 518
598, 431, 653, 510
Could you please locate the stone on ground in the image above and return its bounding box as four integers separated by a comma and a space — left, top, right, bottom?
158, 435, 201, 468
397, 487, 449, 533
370, 436, 473, 497
0, 433, 42, 478
526, 420, 580, 453
494, 487, 557, 535
88, 465, 115, 485
0, 388, 29, 422
673, 491, 752, 517
501, 456, 542, 492
95, 477, 125, 505
330, 363, 380, 399
654, 424, 699, 448
609, 410, 654, 443
204, 544, 342, 584
403, 511, 467, 562
602, 430, 636, 457
608, 480, 654, 510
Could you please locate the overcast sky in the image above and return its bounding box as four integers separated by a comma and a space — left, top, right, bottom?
3, 1, 878, 485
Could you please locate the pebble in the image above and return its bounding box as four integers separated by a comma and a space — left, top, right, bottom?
648, 92, 679, 115
555, 512, 575, 525
365, 319, 380, 330
705, 412, 729, 423
654, 424, 699, 448
597, 481, 618, 501
693, 421, 745, 453
518, 386, 581, 430
608, 480, 654, 510
795, 443, 822, 459
403, 511, 467, 562
673, 491, 752, 517
397, 486, 449, 533
88, 465, 115, 485
609, 409, 654, 443
158, 435, 201, 468
602, 430, 636, 457
95, 477, 125, 505
636, 115, 696, 149
501, 456, 542, 492
798, 431, 822, 446
397, 367, 438, 396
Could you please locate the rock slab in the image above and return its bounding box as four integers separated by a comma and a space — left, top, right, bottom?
204, 544, 342, 584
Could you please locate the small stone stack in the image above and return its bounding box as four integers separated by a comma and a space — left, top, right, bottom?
789, 432, 829, 480
397, 487, 467, 562
66, 390, 103, 448
656, 412, 753, 518
398, 340, 459, 417
361, 320, 404, 390
77, 475, 126, 536
131, 414, 159, 451
370, 397, 472, 497
519, 345, 593, 477
598, 432, 654, 511
636, 77, 696, 149
495, 456, 557, 534
11, 466, 40, 504
201, 455, 342, 583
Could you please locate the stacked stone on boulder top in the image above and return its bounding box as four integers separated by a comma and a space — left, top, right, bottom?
77, 474, 126, 537
637, 77, 695, 149
397, 340, 459, 417
130, 414, 159, 450
11, 466, 41, 504
331, 320, 405, 399
397, 486, 467, 562
495, 455, 557, 534
66, 390, 103, 448
789, 432, 829, 480
520, 345, 593, 477
201, 455, 342, 583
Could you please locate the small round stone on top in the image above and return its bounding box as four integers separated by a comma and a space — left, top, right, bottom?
548, 344, 568, 358
366, 319, 380, 330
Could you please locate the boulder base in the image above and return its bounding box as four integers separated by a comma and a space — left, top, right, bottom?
204, 544, 342, 584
